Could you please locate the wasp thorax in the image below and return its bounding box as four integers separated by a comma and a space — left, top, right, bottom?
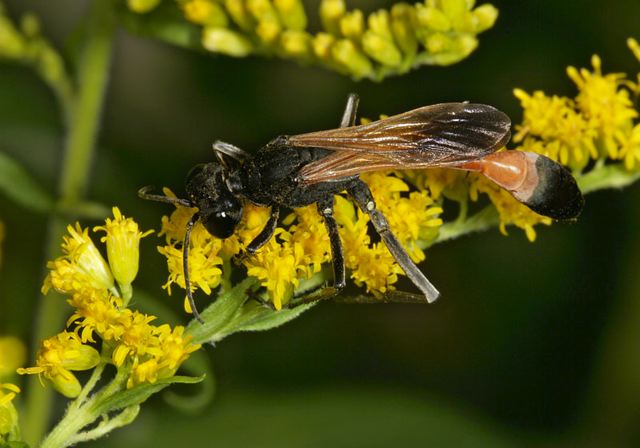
185, 162, 243, 239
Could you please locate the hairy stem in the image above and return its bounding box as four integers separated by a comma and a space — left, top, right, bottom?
23, 1, 116, 444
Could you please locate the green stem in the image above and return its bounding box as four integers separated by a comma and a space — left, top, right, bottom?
432, 205, 499, 245
23, 1, 116, 445
40, 369, 128, 448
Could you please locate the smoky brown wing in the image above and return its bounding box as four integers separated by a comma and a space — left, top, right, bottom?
290, 103, 511, 184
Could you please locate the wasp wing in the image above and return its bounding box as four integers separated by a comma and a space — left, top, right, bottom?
289, 103, 511, 184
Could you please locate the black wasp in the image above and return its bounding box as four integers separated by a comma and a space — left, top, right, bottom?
140, 94, 584, 322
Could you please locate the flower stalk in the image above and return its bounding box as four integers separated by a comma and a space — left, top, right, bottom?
23, 1, 117, 444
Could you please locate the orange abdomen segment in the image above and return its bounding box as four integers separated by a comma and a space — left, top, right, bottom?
458, 151, 584, 220
460, 151, 539, 202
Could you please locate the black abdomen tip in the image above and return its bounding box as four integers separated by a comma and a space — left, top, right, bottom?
525, 155, 584, 220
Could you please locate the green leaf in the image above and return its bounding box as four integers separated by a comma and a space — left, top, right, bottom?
185, 278, 258, 345
0, 151, 54, 212
231, 301, 315, 333
92, 375, 203, 416
577, 163, 640, 194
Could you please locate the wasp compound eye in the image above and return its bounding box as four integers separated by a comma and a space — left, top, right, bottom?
203, 209, 241, 239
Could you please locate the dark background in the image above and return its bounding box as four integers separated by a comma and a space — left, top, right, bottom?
2, 0, 640, 446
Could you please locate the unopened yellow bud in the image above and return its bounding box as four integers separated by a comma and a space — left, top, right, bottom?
127, 0, 161, 14
247, 0, 279, 23
202, 27, 253, 57
416, 5, 450, 32
320, 0, 346, 35
425, 32, 452, 53
441, 0, 468, 20
312, 32, 335, 60
94, 208, 152, 295
332, 39, 373, 79
256, 20, 281, 43
274, 0, 307, 31
368, 10, 393, 40
280, 30, 311, 57
390, 4, 418, 56
183, 0, 229, 27
50, 369, 82, 398
362, 31, 402, 67
340, 10, 364, 39
472, 4, 498, 32
224, 0, 254, 31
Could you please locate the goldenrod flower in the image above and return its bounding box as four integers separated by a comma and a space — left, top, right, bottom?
0, 336, 26, 378
18, 332, 100, 398
94, 207, 153, 297
43, 223, 114, 295
469, 175, 551, 242
123, 0, 498, 80
567, 55, 637, 159
0, 383, 20, 436
33, 208, 201, 394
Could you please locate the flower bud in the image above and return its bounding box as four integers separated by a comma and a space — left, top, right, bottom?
183, 0, 229, 27
472, 4, 498, 32
331, 39, 373, 79
320, 0, 346, 35
274, 0, 307, 31
339, 10, 364, 39
94, 208, 152, 295
127, 0, 161, 14
362, 31, 402, 67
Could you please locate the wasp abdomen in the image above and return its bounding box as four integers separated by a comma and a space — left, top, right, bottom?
461, 151, 584, 220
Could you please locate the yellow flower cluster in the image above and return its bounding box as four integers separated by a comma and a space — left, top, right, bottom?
402, 40, 640, 241
20, 208, 200, 396
159, 173, 443, 310
126, 0, 499, 80
514, 45, 640, 171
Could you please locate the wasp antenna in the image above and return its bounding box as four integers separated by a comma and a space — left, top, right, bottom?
138, 186, 194, 208
183, 212, 205, 324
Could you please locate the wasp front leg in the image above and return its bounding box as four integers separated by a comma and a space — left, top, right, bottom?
348, 179, 441, 304
245, 207, 280, 254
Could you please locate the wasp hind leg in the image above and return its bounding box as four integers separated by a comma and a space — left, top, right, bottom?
348, 179, 441, 304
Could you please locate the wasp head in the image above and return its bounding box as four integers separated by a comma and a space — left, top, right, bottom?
185, 163, 243, 239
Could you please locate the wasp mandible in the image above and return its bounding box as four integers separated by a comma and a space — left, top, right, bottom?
140, 94, 584, 322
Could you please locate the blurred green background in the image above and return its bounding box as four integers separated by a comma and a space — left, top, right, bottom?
2, 0, 640, 446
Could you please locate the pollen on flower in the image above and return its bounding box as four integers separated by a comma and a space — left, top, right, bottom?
17, 332, 100, 398
43, 223, 114, 295
31, 207, 201, 393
